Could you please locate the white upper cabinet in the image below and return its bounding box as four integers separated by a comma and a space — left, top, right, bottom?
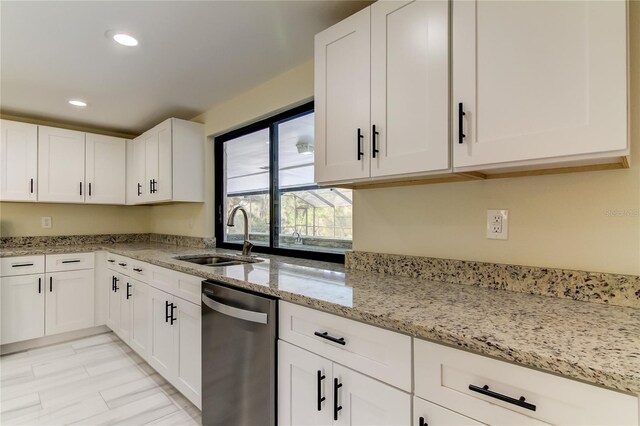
315, 1, 450, 185
453, 0, 628, 171
370, 0, 449, 178
85, 133, 126, 205
128, 118, 204, 205
0, 120, 38, 202
315, 7, 371, 183
128, 137, 147, 203
38, 126, 86, 203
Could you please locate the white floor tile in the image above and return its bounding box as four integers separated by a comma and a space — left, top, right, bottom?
0, 332, 201, 425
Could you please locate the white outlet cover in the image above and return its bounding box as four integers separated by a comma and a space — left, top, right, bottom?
41, 217, 52, 229
487, 209, 508, 240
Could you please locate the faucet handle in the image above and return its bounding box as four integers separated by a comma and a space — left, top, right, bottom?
242, 240, 254, 256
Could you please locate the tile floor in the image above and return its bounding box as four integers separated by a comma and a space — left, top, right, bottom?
0, 332, 201, 425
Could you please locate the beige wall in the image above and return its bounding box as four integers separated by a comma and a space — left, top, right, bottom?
148, 60, 314, 237
354, 3, 640, 275
0, 202, 151, 237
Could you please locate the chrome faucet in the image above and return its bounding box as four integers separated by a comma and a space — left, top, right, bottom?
227, 206, 254, 256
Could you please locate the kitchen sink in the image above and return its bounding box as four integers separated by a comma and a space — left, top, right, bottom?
174, 254, 262, 267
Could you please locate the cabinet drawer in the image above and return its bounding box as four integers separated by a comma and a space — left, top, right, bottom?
1, 255, 45, 277
414, 339, 639, 426
128, 259, 151, 283
105, 253, 120, 271
279, 301, 411, 391
46, 252, 94, 272
414, 397, 483, 426
148, 265, 202, 305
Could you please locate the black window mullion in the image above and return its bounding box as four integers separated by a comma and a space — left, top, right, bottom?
269, 123, 280, 249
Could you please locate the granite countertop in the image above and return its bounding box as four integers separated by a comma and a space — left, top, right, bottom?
1, 243, 639, 396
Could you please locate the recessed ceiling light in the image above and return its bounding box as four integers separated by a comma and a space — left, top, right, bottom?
69, 100, 87, 107
112, 33, 138, 47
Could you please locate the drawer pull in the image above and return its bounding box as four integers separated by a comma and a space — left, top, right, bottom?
317, 370, 326, 411
468, 384, 536, 412
333, 378, 342, 421
61, 260, 81, 264
133, 267, 143, 272
314, 331, 346, 346
12, 263, 34, 267
107, 259, 115, 263
118, 262, 127, 267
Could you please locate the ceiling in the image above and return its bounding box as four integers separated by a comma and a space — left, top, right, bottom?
0, 1, 369, 136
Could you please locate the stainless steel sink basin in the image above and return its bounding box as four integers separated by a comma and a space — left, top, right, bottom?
174, 254, 262, 267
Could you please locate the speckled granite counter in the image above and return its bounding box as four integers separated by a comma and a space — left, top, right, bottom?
1, 243, 639, 396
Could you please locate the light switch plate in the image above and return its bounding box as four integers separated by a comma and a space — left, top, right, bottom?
41, 217, 52, 229
486, 209, 508, 240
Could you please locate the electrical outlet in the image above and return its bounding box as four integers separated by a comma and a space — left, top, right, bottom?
487, 209, 508, 240
41, 217, 52, 229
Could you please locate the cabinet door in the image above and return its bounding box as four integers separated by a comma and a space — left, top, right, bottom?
315, 7, 371, 184
45, 270, 95, 336
106, 272, 121, 331
414, 397, 483, 426
129, 279, 150, 359
278, 341, 333, 426
371, 0, 449, 177
452, 0, 628, 170
117, 276, 133, 343
128, 138, 147, 204
333, 364, 411, 426
144, 120, 173, 203
155, 119, 173, 202
173, 297, 201, 409
143, 129, 159, 201
38, 126, 85, 203
148, 286, 176, 379
0, 120, 38, 202
0, 274, 45, 344
85, 133, 126, 205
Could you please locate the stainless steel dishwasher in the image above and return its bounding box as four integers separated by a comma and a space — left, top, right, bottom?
201, 280, 277, 426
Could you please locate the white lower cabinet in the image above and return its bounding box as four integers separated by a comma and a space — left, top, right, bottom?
148, 285, 202, 409
106, 256, 201, 410
413, 397, 482, 426
148, 286, 176, 379
173, 297, 201, 407
129, 279, 150, 357
278, 340, 410, 426
333, 363, 411, 426
45, 270, 95, 336
106, 272, 122, 332
414, 339, 639, 426
0, 274, 45, 344
278, 340, 334, 426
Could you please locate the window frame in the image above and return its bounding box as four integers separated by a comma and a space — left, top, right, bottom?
214, 101, 347, 263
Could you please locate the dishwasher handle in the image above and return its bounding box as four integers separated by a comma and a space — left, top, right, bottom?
202, 293, 268, 324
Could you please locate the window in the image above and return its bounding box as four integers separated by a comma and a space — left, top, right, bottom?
215, 102, 352, 262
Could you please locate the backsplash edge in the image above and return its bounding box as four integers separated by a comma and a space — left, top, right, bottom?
345, 251, 640, 309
